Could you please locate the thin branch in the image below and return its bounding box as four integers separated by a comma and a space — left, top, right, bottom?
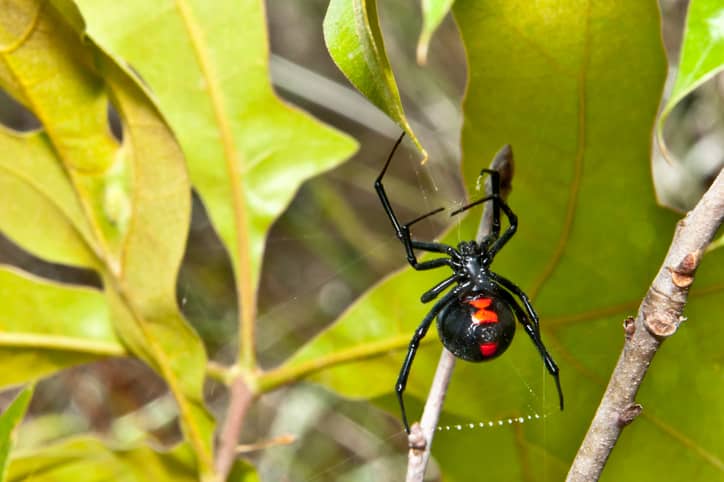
215, 375, 255, 480
0, 333, 125, 356
235, 433, 296, 454
567, 167, 724, 481
406, 145, 515, 481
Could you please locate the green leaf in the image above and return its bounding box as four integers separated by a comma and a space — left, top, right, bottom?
324, 0, 426, 157
73, 0, 358, 369
0, 1, 128, 258
0, 266, 123, 388
417, 0, 455, 64
0, 129, 98, 269
658, 0, 724, 153
0, 385, 33, 482
0, 2, 214, 476
7, 436, 259, 482
94, 51, 215, 476
272, 1, 723, 480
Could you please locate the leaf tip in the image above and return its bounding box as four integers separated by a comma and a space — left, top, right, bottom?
416, 33, 431, 66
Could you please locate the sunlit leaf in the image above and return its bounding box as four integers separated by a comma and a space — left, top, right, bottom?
7, 436, 259, 482
658, 0, 724, 154
0, 385, 33, 482
324, 0, 425, 157
94, 51, 215, 475
74, 0, 358, 370
0, 1, 214, 476
0, 129, 98, 269
0, 266, 122, 388
274, 1, 723, 480
0, 2, 126, 256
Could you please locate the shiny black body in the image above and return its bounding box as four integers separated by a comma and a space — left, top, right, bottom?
375, 134, 563, 433
437, 291, 516, 362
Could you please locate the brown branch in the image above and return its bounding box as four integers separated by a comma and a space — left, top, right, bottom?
406, 145, 515, 481
215, 375, 255, 480
567, 167, 724, 481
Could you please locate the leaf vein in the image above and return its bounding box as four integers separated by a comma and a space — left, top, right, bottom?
528, 0, 591, 301
173, 0, 257, 368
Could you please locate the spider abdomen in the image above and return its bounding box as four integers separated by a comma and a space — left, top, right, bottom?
436, 292, 516, 362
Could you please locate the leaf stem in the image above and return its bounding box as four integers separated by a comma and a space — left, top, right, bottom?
173, 0, 257, 370
107, 280, 216, 477
0, 333, 125, 356
206, 360, 233, 385
257, 334, 433, 393
566, 167, 724, 481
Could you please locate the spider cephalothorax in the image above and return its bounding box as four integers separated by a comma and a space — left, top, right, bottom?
375, 133, 563, 433
456, 240, 478, 256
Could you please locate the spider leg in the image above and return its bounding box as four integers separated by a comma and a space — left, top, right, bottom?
399, 214, 457, 268
411, 257, 457, 271
411, 240, 460, 258
406, 206, 445, 226
450, 169, 502, 238
486, 199, 517, 259
375, 133, 459, 268
490, 274, 563, 410
491, 273, 540, 331
420, 273, 463, 303
396, 283, 469, 433
450, 194, 496, 217
450, 192, 517, 260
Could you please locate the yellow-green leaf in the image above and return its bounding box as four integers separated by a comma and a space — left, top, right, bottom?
7, 436, 259, 482
0, 129, 98, 269
324, 0, 425, 157
0, 0, 124, 257
0, 266, 122, 388
74, 0, 358, 370
0, 385, 33, 482
0, 1, 214, 476
94, 51, 215, 476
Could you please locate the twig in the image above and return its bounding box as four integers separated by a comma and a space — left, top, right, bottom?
567, 167, 724, 481
405, 145, 515, 481
235, 433, 296, 454
215, 375, 255, 480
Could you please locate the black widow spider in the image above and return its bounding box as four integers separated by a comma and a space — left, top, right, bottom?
375, 134, 563, 433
